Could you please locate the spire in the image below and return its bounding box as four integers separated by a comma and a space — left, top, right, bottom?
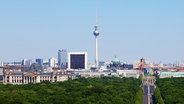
96, 8, 98, 27
94, 8, 99, 36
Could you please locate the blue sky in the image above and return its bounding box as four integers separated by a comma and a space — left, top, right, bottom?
0, 0, 184, 63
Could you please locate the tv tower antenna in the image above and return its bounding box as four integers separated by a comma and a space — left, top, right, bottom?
93, 9, 99, 68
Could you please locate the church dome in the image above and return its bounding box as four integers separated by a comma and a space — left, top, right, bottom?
111, 56, 120, 64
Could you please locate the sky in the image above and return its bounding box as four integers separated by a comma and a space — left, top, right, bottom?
0, 0, 184, 64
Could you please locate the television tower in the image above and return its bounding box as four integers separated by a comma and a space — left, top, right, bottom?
93, 13, 99, 68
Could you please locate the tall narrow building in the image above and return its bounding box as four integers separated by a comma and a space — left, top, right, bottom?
0, 61, 3, 67
49, 58, 57, 67
93, 14, 99, 68
58, 49, 67, 68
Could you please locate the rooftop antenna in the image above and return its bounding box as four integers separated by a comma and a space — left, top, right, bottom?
96, 8, 98, 26
93, 7, 100, 68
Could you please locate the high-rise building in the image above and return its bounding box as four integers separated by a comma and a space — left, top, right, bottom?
49, 58, 57, 67
42, 59, 49, 67
139, 58, 146, 70
0, 67, 3, 75
58, 49, 67, 68
93, 13, 100, 68
36, 59, 43, 65
36, 59, 43, 69
22, 59, 34, 67
21, 59, 27, 66
0, 61, 3, 67
68, 52, 87, 69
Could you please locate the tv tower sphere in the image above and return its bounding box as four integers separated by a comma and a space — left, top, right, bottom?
93, 15, 99, 68
93, 26, 99, 36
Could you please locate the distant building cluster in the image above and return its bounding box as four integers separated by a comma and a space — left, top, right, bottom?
0, 51, 141, 84
1, 53, 184, 85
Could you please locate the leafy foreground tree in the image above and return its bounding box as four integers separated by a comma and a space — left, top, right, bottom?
156, 77, 184, 104
0, 77, 142, 104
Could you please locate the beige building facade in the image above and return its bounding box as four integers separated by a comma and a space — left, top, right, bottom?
3, 68, 68, 84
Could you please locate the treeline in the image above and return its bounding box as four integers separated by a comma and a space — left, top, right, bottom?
0, 77, 142, 104
156, 77, 184, 104
154, 87, 164, 104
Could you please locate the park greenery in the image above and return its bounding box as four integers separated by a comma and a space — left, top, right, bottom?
154, 87, 164, 104
155, 77, 184, 104
0, 77, 142, 104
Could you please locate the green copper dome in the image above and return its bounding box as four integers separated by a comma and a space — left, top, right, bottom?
111, 56, 120, 64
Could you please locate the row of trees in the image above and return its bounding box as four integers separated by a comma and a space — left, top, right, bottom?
135, 87, 143, 104
0, 77, 142, 104
156, 77, 184, 104
154, 87, 164, 104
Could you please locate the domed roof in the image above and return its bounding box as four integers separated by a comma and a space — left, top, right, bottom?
111, 56, 120, 64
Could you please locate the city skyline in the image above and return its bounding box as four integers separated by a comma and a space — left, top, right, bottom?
0, 1, 184, 63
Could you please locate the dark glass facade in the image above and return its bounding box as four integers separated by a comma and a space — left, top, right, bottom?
70, 54, 85, 69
